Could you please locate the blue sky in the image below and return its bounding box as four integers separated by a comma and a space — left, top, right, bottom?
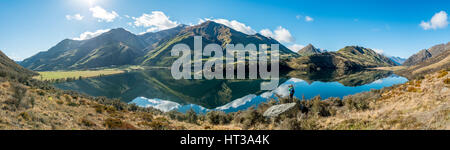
0, 0, 449, 60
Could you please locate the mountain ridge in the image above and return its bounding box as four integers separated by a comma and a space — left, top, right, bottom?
287, 46, 397, 71
20, 21, 297, 71
0, 50, 37, 79
403, 42, 450, 66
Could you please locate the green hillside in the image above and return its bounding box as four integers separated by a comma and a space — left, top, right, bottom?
0, 50, 37, 80
287, 46, 397, 72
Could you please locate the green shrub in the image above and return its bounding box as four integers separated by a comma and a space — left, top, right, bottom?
81, 118, 96, 127
343, 92, 377, 111
444, 78, 450, 84
148, 117, 170, 130
104, 118, 136, 130
437, 70, 448, 78
278, 118, 302, 130
234, 107, 265, 129
5, 84, 32, 110
19, 112, 31, 121
167, 110, 186, 121
67, 102, 79, 107
206, 111, 232, 125
310, 96, 331, 117
185, 109, 198, 124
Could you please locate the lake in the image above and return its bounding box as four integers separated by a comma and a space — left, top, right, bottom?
55, 69, 408, 113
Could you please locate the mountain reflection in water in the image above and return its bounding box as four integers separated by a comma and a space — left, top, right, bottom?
55, 69, 407, 113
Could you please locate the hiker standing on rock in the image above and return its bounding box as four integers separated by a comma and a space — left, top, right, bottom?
288, 84, 295, 102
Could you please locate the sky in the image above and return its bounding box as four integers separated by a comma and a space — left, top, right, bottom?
0, 0, 449, 61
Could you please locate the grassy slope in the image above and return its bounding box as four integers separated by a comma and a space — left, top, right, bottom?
318, 70, 449, 129
1, 70, 448, 130
397, 49, 450, 79
0, 79, 241, 130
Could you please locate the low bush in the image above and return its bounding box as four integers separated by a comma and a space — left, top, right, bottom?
206, 111, 232, 125
278, 118, 302, 130
148, 117, 170, 130
343, 91, 379, 111
5, 84, 33, 110
185, 109, 198, 124
444, 78, 450, 84
407, 86, 420, 92
81, 118, 96, 127
437, 70, 448, 78
104, 118, 136, 130
234, 107, 266, 129
167, 110, 186, 121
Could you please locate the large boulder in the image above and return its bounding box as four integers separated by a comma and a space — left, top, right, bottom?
263, 103, 298, 117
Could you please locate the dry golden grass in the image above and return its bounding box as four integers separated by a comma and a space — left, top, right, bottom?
315, 70, 450, 129
1, 70, 449, 130
413, 54, 450, 75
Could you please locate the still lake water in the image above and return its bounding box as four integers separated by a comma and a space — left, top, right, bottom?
55, 69, 408, 113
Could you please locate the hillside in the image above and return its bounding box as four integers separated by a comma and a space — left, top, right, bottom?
139, 21, 297, 67
287, 46, 397, 72
138, 25, 188, 51
397, 46, 450, 79
1, 50, 448, 130
20, 28, 148, 71
403, 42, 449, 66
20, 21, 297, 71
0, 50, 37, 79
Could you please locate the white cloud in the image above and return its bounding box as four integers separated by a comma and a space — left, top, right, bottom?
259, 29, 274, 38
89, 6, 119, 22
373, 48, 384, 54
215, 94, 257, 110
260, 26, 295, 43
420, 11, 448, 30
66, 14, 84, 21
73, 29, 110, 40
305, 16, 314, 22
133, 11, 179, 33
288, 44, 305, 52
130, 97, 181, 112
198, 18, 256, 35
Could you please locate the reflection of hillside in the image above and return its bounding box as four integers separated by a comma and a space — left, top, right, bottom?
55, 69, 286, 108
287, 69, 393, 86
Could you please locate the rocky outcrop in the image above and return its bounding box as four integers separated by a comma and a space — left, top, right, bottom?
263, 103, 298, 117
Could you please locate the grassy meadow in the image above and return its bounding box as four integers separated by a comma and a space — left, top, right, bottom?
33, 69, 125, 81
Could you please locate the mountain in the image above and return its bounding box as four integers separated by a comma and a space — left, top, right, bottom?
20, 28, 149, 71
21, 21, 297, 71
297, 44, 321, 56
403, 42, 450, 66
389, 56, 406, 65
396, 42, 450, 79
0, 50, 37, 79
139, 21, 298, 67
138, 25, 188, 51
288, 46, 397, 71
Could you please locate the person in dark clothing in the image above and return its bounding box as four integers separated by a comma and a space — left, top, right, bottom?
288, 84, 295, 102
